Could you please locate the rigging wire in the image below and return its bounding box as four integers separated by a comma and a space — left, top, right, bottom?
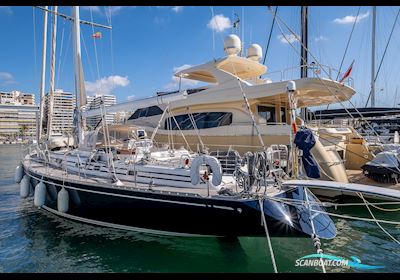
263, 6, 278, 65
55, 16, 66, 89
57, 27, 71, 91
365, 8, 400, 107
357, 192, 400, 245
209, 6, 216, 56
80, 31, 97, 86
105, 6, 116, 104
259, 199, 278, 273
335, 7, 361, 81
89, 7, 101, 82
278, 10, 397, 164
207, 6, 266, 149
269, 8, 384, 142
32, 7, 37, 81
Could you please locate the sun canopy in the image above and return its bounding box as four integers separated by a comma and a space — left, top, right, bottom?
174, 55, 267, 83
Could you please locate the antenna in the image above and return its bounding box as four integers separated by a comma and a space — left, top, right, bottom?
371, 6, 376, 107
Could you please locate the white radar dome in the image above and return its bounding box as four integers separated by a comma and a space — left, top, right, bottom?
247, 44, 263, 61
224, 34, 241, 56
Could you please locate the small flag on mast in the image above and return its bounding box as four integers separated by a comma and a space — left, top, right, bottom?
92, 31, 102, 39
339, 60, 355, 83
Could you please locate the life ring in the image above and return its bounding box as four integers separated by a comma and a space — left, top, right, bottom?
190, 155, 222, 186
181, 154, 190, 168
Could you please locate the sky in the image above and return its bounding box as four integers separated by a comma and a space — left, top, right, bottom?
1, 6, 400, 110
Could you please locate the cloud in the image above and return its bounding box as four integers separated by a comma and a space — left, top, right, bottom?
333, 11, 370, 24
127, 95, 135, 101
0, 72, 16, 86
164, 65, 199, 90
277, 34, 300, 44
0, 6, 12, 14
207, 14, 232, 32
171, 6, 183, 13
85, 75, 130, 95
314, 35, 328, 42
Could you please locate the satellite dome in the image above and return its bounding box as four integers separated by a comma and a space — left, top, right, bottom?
224, 34, 241, 56
247, 44, 263, 61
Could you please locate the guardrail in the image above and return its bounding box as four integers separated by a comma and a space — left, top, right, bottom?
263, 64, 354, 88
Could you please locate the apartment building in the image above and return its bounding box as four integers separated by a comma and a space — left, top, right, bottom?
43, 89, 76, 135
0, 91, 38, 137
86, 94, 117, 128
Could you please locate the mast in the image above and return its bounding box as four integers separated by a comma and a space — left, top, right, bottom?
300, 6, 308, 120
46, 6, 57, 139
371, 6, 376, 107
72, 6, 87, 147
300, 6, 308, 78
38, 6, 48, 142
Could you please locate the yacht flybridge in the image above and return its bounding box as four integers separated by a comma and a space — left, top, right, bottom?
115, 34, 356, 183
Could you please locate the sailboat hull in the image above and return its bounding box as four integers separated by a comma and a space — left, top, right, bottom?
25, 167, 334, 238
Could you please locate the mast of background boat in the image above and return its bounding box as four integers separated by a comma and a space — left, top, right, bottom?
46, 6, 58, 139
72, 6, 87, 147
287, 81, 299, 178
37, 6, 48, 142
300, 6, 308, 120
370, 6, 376, 107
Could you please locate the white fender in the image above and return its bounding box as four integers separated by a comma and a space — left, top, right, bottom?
57, 187, 69, 213
190, 155, 222, 186
19, 175, 30, 198
15, 164, 24, 183
34, 181, 47, 207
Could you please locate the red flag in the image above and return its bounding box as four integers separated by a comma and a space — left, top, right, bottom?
92, 32, 102, 39
339, 60, 354, 83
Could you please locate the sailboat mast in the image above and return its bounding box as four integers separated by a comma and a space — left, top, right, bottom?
371, 6, 376, 107
72, 6, 87, 146
38, 6, 48, 142
300, 6, 308, 120
300, 6, 308, 78
46, 6, 58, 139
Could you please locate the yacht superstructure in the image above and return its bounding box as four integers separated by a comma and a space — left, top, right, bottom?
118, 35, 356, 183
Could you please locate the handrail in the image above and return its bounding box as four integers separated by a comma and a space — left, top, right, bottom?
262, 63, 354, 88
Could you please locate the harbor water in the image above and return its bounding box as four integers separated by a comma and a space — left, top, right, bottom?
0, 144, 399, 273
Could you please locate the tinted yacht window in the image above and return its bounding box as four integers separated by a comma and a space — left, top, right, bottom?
258, 105, 276, 123
165, 112, 232, 130
128, 106, 163, 120
280, 107, 287, 123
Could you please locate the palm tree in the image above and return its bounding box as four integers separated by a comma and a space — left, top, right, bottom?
19, 124, 28, 140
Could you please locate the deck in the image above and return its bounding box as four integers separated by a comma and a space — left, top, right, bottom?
23, 156, 281, 198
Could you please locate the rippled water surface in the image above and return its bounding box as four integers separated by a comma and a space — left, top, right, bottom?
0, 144, 399, 272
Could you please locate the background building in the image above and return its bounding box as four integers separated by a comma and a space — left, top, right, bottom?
86, 94, 117, 128
0, 90, 35, 105
0, 91, 38, 138
43, 89, 76, 135
115, 111, 127, 124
